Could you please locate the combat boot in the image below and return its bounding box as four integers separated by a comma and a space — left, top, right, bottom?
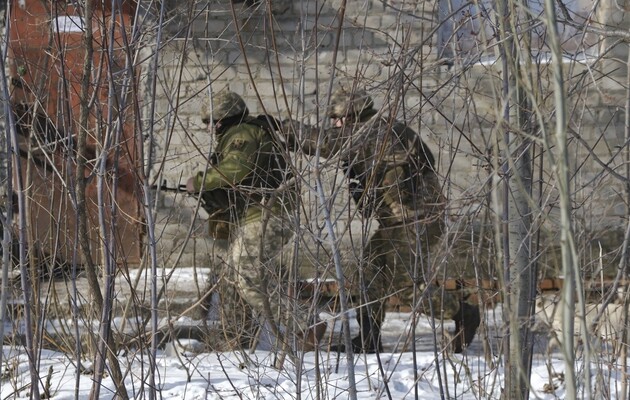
351, 316, 383, 353
330, 311, 383, 353
451, 301, 481, 353
301, 322, 327, 352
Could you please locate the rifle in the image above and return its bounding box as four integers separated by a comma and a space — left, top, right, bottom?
150, 181, 188, 193
149, 180, 230, 214
150, 180, 232, 239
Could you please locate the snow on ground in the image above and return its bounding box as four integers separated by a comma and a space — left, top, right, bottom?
0, 304, 627, 399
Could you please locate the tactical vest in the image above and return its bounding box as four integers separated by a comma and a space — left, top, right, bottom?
201, 115, 288, 219
349, 117, 439, 225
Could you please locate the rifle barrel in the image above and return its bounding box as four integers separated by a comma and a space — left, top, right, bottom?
151, 184, 187, 192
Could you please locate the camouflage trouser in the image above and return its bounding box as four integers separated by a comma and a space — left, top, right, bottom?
357, 218, 460, 326
203, 236, 252, 350
229, 213, 315, 339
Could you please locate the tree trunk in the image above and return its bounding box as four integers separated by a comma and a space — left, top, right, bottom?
497, 1, 536, 398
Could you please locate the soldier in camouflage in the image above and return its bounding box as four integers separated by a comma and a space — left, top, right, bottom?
284, 84, 480, 353
187, 90, 323, 351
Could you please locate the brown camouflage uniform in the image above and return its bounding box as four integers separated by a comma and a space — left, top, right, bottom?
285, 86, 479, 353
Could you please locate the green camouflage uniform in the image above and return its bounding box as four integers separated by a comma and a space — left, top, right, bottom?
192, 92, 306, 349
285, 86, 478, 352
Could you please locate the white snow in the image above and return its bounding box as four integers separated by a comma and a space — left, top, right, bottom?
0, 304, 627, 399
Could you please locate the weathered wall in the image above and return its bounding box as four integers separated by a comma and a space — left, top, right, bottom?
147, 0, 630, 279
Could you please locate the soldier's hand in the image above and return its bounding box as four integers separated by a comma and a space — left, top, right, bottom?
281, 119, 298, 146
186, 177, 198, 194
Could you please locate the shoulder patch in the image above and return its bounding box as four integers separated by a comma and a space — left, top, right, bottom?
229, 138, 247, 150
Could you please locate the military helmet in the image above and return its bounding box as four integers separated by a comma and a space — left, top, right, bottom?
327, 86, 374, 120
201, 90, 249, 123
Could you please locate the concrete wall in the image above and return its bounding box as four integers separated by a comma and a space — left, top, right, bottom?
146, 0, 630, 278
